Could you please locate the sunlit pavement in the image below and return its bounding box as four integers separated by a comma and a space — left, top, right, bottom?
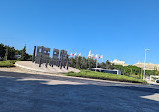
15, 61, 80, 74
0, 70, 159, 112
146, 79, 159, 85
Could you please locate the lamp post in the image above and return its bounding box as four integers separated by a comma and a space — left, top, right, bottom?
143, 49, 150, 80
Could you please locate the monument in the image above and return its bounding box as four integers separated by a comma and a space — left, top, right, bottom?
49, 48, 60, 67
32, 46, 69, 70
59, 50, 68, 69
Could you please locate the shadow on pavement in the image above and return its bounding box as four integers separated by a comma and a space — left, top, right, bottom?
0, 71, 159, 112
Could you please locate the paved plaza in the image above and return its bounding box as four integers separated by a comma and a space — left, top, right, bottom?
15, 61, 80, 74
0, 67, 159, 112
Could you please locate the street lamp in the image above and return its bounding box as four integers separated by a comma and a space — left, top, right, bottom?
143, 49, 150, 80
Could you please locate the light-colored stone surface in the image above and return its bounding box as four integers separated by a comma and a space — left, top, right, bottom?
146, 80, 159, 85
15, 61, 80, 74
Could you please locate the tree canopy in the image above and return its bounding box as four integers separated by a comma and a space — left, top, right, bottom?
0, 43, 32, 61
69, 56, 159, 76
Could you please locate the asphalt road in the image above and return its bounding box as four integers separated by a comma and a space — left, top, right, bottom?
0, 70, 159, 112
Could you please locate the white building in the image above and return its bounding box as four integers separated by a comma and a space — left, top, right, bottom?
111, 59, 128, 66
134, 62, 159, 70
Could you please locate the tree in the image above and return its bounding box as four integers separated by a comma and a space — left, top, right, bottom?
0, 43, 32, 61
109, 63, 114, 70
81, 57, 87, 69
0, 43, 5, 59
87, 58, 96, 69
4, 46, 9, 61
88, 58, 92, 70
69, 57, 76, 68
105, 60, 110, 69
21, 45, 27, 61
76, 56, 82, 69
8, 47, 16, 60
3, 46, 16, 60
99, 62, 106, 69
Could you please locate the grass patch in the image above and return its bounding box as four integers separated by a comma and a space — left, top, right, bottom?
66, 69, 147, 84
0, 60, 16, 67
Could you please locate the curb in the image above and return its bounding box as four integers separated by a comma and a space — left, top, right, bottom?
15, 62, 67, 74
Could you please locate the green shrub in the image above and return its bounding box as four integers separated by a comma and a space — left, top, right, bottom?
9, 60, 16, 64
68, 71, 75, 73
0, 60, 15, 67
66, 70, 147, 84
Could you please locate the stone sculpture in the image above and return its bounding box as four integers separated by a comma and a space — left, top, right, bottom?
32, 46, 69, 70
49, 48, 59, 67
59, 50, 68, 69
32, 46, 36, 63
34, 46, 50, 67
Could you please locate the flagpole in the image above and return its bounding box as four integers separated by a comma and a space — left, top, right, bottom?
96, 58, 98, 68
94, 54, 98, 71
102, 55, 103, 62
96, 59, 97, 68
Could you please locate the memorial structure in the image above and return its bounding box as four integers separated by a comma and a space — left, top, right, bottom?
49, 48, 60, 67
32, 46, 69, 70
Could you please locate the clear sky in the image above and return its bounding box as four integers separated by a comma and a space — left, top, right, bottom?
0, 0, 159, 65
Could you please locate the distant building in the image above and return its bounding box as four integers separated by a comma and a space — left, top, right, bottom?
134, 62, 159, 70
111, 59, 128, 66
91, 68, 121, 75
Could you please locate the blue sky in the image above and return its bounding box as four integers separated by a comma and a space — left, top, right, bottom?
0, 0, 159, 65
